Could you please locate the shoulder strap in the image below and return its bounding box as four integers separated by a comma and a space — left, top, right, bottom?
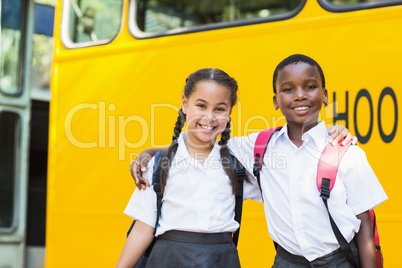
230, 154, 246, 247
152, 151, 162, 184
316, 140, 352, 197
252, 127, 282, 251
253, 127, 282, 193
370, 210, 383, 268
153, 151, 166, 235
316, 140, 359, 267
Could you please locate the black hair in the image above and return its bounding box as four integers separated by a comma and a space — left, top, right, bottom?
272, 54, 325, 93
160, 68, 240, 194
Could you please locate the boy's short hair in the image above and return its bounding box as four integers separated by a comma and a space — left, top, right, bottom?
272, 54, 326, 93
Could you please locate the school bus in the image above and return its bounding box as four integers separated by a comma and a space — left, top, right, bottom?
1, 0, 401, 267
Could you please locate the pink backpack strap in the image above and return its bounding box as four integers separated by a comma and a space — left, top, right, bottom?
318, 140, 383, 267
253, 127, 282, 195
316, 139, 352, 196
253, 127, 282, 171
370, 210, 383, 268
316, 139, 360, 266
370, 210, 380, 246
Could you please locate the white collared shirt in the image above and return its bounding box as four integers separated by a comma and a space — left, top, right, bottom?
228, 122, 387, 261
124, 137, 262, 236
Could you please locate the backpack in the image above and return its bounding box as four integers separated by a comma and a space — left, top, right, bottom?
253, 127, 383, 268
127, 151, 247, 268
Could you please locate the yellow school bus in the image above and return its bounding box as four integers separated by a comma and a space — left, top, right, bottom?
45, 0, 401, 267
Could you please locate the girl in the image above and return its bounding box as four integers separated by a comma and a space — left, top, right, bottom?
116, 68, 261, 267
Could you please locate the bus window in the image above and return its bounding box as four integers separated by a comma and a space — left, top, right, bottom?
319, 0, 402, 11
0, 111, 20, 232
61, 0, 123, 48
130, 0, 304, 38
0, 0, 24, 96
31, 2, 55, 101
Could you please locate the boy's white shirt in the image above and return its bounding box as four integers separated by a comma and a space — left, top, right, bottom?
124, 137, 262, 237
227, 121, 387, 261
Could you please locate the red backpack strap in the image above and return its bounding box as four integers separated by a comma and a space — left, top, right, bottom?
253, 127, 282, 172
252, 126, 282, 251
253, 127, 282, 193
370, 210, 380, 246
317, 139, 360, 267
370, 210, 383, 268
316, 139, 352, 198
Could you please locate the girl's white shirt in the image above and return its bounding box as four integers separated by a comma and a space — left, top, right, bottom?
124, 137, 262, 236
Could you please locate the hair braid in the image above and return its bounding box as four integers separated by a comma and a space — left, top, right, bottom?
219, 118, 238, 194
160, 109, 186, 192
160, 68, 239, 194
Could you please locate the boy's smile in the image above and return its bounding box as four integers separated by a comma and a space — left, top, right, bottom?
273, 62, 328, 131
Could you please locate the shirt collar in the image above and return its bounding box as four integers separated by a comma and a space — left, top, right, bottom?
301, 121, 329, 150
173, 137, 190, 166
270, 125, 288, 146
273, 122, 329, 150
172, 132, 222, 167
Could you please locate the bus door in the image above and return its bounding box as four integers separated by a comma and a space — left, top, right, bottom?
0, 0, 32, 266
1, 0, 54, 266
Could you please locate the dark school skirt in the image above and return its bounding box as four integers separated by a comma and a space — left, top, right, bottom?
272, 240, 360, 268
146, 230, 241, 268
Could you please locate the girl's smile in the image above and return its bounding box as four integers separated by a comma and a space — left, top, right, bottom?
198, 123, 216, 132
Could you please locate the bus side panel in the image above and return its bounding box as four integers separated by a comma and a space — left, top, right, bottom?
47, 2, 402, 267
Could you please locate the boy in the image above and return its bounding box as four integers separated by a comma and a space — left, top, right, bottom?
228, 54, 387, 267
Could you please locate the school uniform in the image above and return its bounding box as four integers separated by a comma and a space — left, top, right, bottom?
124, 137, 261, 268
228, 122, 388, 267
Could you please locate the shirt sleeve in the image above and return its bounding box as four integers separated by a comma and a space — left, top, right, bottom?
338, 145, 388, 215
243, 171, 262, 202
227, 132, 263, 202
227, 132, 260, 175
124, 157, 158, 228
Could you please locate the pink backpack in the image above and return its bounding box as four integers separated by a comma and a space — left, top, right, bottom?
253, 127, 383, 268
